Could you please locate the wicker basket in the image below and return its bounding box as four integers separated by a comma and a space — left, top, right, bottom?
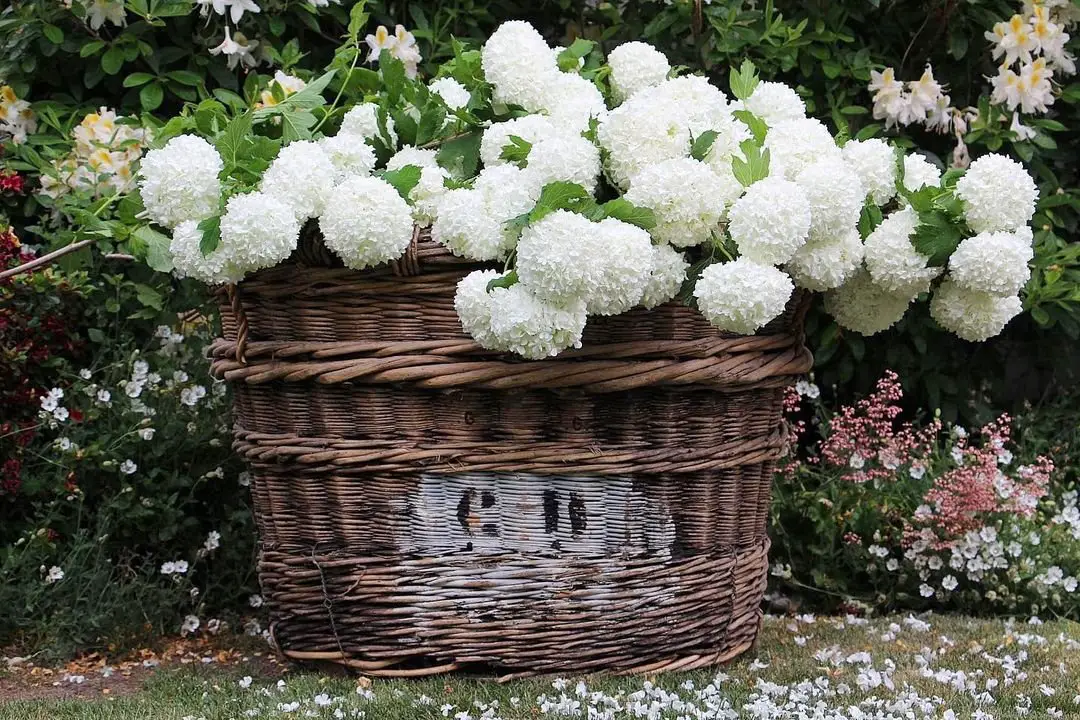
210, 231, 812, 677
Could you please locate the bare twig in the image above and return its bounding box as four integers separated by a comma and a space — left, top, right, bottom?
0, 240, 94, 281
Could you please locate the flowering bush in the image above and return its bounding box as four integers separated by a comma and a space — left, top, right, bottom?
112, 19, 1046, 359
771, 372, 1080, 617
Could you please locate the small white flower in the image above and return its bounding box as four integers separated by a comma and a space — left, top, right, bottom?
180, 615, 200, 635
919, 583, 935, 597
942, 574, 958, 591
429, 77, 471, 110
78, 369, 92, 380
45, 566, 64, 584
119, 460, 137, 475
96, 389, 111, 404
139, 428, 155, 441
249, 593, 264, 608
239, 676, 253, 689
204, 531, 221, 552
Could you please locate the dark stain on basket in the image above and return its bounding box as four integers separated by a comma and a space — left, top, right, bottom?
568, 492, 587, 535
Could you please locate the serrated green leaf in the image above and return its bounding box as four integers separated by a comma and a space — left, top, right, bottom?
347, 0, 370, 42
379, 164, 422, 201
690, 130, 719, 162
198, 216, 221, 256
380, 50, 406, 105
911, 210, 963, 266
499, 134, 532, 166
529, 181, 592, 223
134, 283, 163, 311
731, 109, 768, 144
732, 157, 754, 187
728, 59, 760, 101
485, 270, 518, 292
133, 226, 173, 272
599, 198, 657, 230
557, 38, 594, 72
858, 200, 883, 240
415, 101, 446, 147
436, 130, 482, 179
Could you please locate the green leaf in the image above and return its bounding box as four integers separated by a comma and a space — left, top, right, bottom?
347, 0, 370, 42
134, 283, 164, 311
87, 328, 106, 343
140, 82, 164, 111
529, 181, 592, 223
728, 59, 760, 101
123, 72, 155, 87
380, 50, 406, 105
499, 134, 532, 166
101, 46, 125, 75
277, 108, 318, 143
43, 24, 64, 44
690, 130, 719, 162
486, 270, 518, 292
279, 70, 335, 110
133, 226, 173, 272
557, 38, 594, 72
166, 70, 202, 87
215, 113, 254, 168
731, 110, 767, 144
379, 164, 422, 201
911, 210, 963, 266
80, 40, 106, 57
436, 130, 482, 179
198, 216, 221, 256
598, 198, 657, 230
858, 200, 883, 240
415, 101, 446, 147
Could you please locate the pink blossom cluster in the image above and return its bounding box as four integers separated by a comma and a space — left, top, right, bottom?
816, 371, 941, 484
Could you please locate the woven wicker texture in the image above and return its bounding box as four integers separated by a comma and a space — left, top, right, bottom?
212, 234, 812, 677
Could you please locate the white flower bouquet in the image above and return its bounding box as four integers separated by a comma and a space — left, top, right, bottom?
133, 16, 1040, 359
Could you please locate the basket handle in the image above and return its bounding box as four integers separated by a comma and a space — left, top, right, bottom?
390, 225, 423, 277
226, 283, 249, 363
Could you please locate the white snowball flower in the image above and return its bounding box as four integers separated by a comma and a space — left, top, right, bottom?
586, 218, 654, 315
516, 210, 597, 303
340, 102, 397, 146
318, 135, 376, 181
795, 156, 866, 240
482, 20, 561, 112
169, 220, 242, 285
524, 132, 601, 194
386, 145, 439, 170
623, 157, 729, 247
948, 230, 1033, 297
607, 41, 670, 103
639, 244, 689, 309
138, 135, 223, 229
956, 153, 1038, 233
487, 284, 587, 359
650, 75, 730, 136
765, 118, 841, 180
824, 269, 913, 335
597, 95, 691, 189
842, 138, 898, 206
473, 163, 542, 216
432, 189, 507, 260
863, 207, 941, 295
930, 279, 1023, 341
429, 77, 471, 110
219, 191, 301, 272
454, 269, 504, 350
729, 176, 812, 264
694, 259, 793, 335
743, 81, 806, 126
480, 114, 556, 168
902, 153, 942, 192
260, 140, 335, 220
319, 175, 413, 269
542, 72, 608, 135
786, 229, 864, 292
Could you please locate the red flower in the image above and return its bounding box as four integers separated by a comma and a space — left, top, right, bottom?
0, 170, 24, 194
69, 409, 83, 423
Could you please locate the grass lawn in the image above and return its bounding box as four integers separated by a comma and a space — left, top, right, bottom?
2, 614, 1078, 719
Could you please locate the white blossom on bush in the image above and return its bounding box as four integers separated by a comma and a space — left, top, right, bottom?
825, 269, 914, 336
260, 140, 335, 220
956, 153, 1039, 233
320, 175, 414, 270
694, 259, 793, 335
728, 176, 812, 265
863, 207, 941, 296
138, 135, 222, 230
948, 230, 1033, 297
486, 284, 587, 359
607, 41, 671, 103
930, 279, 1024, 341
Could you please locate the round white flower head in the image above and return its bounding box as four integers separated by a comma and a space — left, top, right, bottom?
139, 135, 223, 230
786, 229, 864, 292
340, 102, 397, 146
841, 138, 898, 206
608, 41, 670, 104
930, 278, 1023, 341
902, 153, 941, 193
694, 259, 793, 335
319, 175, 413, 270
623, 157, 729, 247
765, 118, 841, 180
409, 166, 451, 226
260, 140, 335, 220
743, 81, 806, 126
795, 156, 866, 241
454, 269, 504, 351
956, 153, 1038, 233
823, 269, 913, 336
516, 209, 597, 304
386, 145, 439, 171
728, 176, 812, 265
640, 244, 689, 309
487, 284, 587, 359
948, 230, 1033, 297
650, 75, 730, 136
429, 77, 471, 111
473, 163, 542, 220
586, 218, 654, 315
218, 191, 301, 272
431, 188, 508, 260
597, 95, 691, 190
863, 206, 941, 295
480, 115, 557, 168
169, 220, 242, 285
318, 135, 376, 181
524, 133, 602, 194
482, 21, 561, 112
541, 73, 608, 135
